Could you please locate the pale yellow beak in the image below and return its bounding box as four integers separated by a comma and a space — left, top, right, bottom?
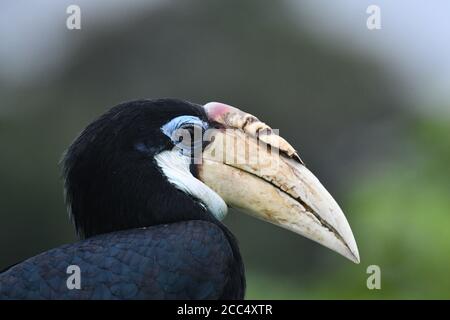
197, 102, 360, 264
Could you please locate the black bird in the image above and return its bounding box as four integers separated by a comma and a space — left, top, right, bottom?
0, 99, 359, 299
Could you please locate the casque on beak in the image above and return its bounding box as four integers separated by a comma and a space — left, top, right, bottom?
197, 102, 360, 264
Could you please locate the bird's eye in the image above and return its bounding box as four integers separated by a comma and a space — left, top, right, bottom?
161, 115, 209, 158
172, 123, 205, 156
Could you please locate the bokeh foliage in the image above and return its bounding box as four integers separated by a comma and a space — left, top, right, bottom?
245, 118, 450, 299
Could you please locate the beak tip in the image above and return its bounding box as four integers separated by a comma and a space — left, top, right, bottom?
347, 238, 360, 264
337, 227, 360, 264
347, 245, 360, 264
351, 253, 360, 264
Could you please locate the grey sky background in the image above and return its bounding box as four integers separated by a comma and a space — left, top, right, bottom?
1, 0, 449, 115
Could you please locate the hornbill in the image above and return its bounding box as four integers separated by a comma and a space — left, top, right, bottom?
0, 98, 359, 299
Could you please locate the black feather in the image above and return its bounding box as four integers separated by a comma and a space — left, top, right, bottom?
0, 221, 244, 299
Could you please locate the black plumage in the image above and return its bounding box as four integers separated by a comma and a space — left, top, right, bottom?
0, 221, 241, 299
63, 99, 210, 237
0, 99, 245, 299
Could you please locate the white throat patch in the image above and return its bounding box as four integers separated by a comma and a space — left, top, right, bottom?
154, 149, 228, 221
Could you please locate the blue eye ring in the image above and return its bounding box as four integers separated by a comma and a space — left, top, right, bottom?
161, 115, 208, 139
161, 116, 208, 155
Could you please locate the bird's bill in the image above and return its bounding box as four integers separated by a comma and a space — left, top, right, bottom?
197, 102, 360, 264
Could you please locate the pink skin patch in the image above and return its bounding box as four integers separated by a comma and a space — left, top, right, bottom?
203, 102, 236, 122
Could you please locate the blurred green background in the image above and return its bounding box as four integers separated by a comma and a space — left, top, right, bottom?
1, 0, 449, 299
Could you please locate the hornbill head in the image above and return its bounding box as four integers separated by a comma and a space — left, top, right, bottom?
63, 98, 359, 264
